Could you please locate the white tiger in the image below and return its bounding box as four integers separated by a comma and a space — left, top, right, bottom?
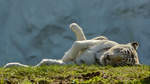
4, 23, 140, 68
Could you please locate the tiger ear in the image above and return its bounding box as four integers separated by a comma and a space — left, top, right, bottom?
131, 42, 139, 50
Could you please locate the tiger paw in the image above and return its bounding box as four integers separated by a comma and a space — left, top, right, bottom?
69, 23, 82, 33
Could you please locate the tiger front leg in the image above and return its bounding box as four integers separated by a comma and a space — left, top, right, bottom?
62, 40, 101, 62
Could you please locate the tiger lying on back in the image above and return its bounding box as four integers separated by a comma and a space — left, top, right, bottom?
4, 23, 140, 68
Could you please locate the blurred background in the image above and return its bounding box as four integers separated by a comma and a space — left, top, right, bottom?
0, 0, 150, 66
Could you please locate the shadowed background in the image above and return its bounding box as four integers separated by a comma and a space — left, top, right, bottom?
0, 0, 150, 66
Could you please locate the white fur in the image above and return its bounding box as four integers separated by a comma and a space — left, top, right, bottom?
3, 23, 139, 67
74, 40, 118, 65
35, 59, 65, 66
4, 62, 29, 68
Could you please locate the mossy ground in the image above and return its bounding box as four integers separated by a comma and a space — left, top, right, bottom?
0, 65, 150, 84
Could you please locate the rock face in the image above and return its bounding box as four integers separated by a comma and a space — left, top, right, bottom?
0, 0, 150, 66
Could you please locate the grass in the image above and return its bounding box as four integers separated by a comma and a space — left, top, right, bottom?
0, 65, 150, 84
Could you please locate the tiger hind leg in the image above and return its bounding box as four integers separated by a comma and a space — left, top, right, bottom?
70, 23, 87, 41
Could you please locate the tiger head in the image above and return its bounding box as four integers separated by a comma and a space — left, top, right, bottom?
100, 42, 140, 66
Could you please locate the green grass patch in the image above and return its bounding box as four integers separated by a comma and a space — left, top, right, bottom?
0, 65, 150, 84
